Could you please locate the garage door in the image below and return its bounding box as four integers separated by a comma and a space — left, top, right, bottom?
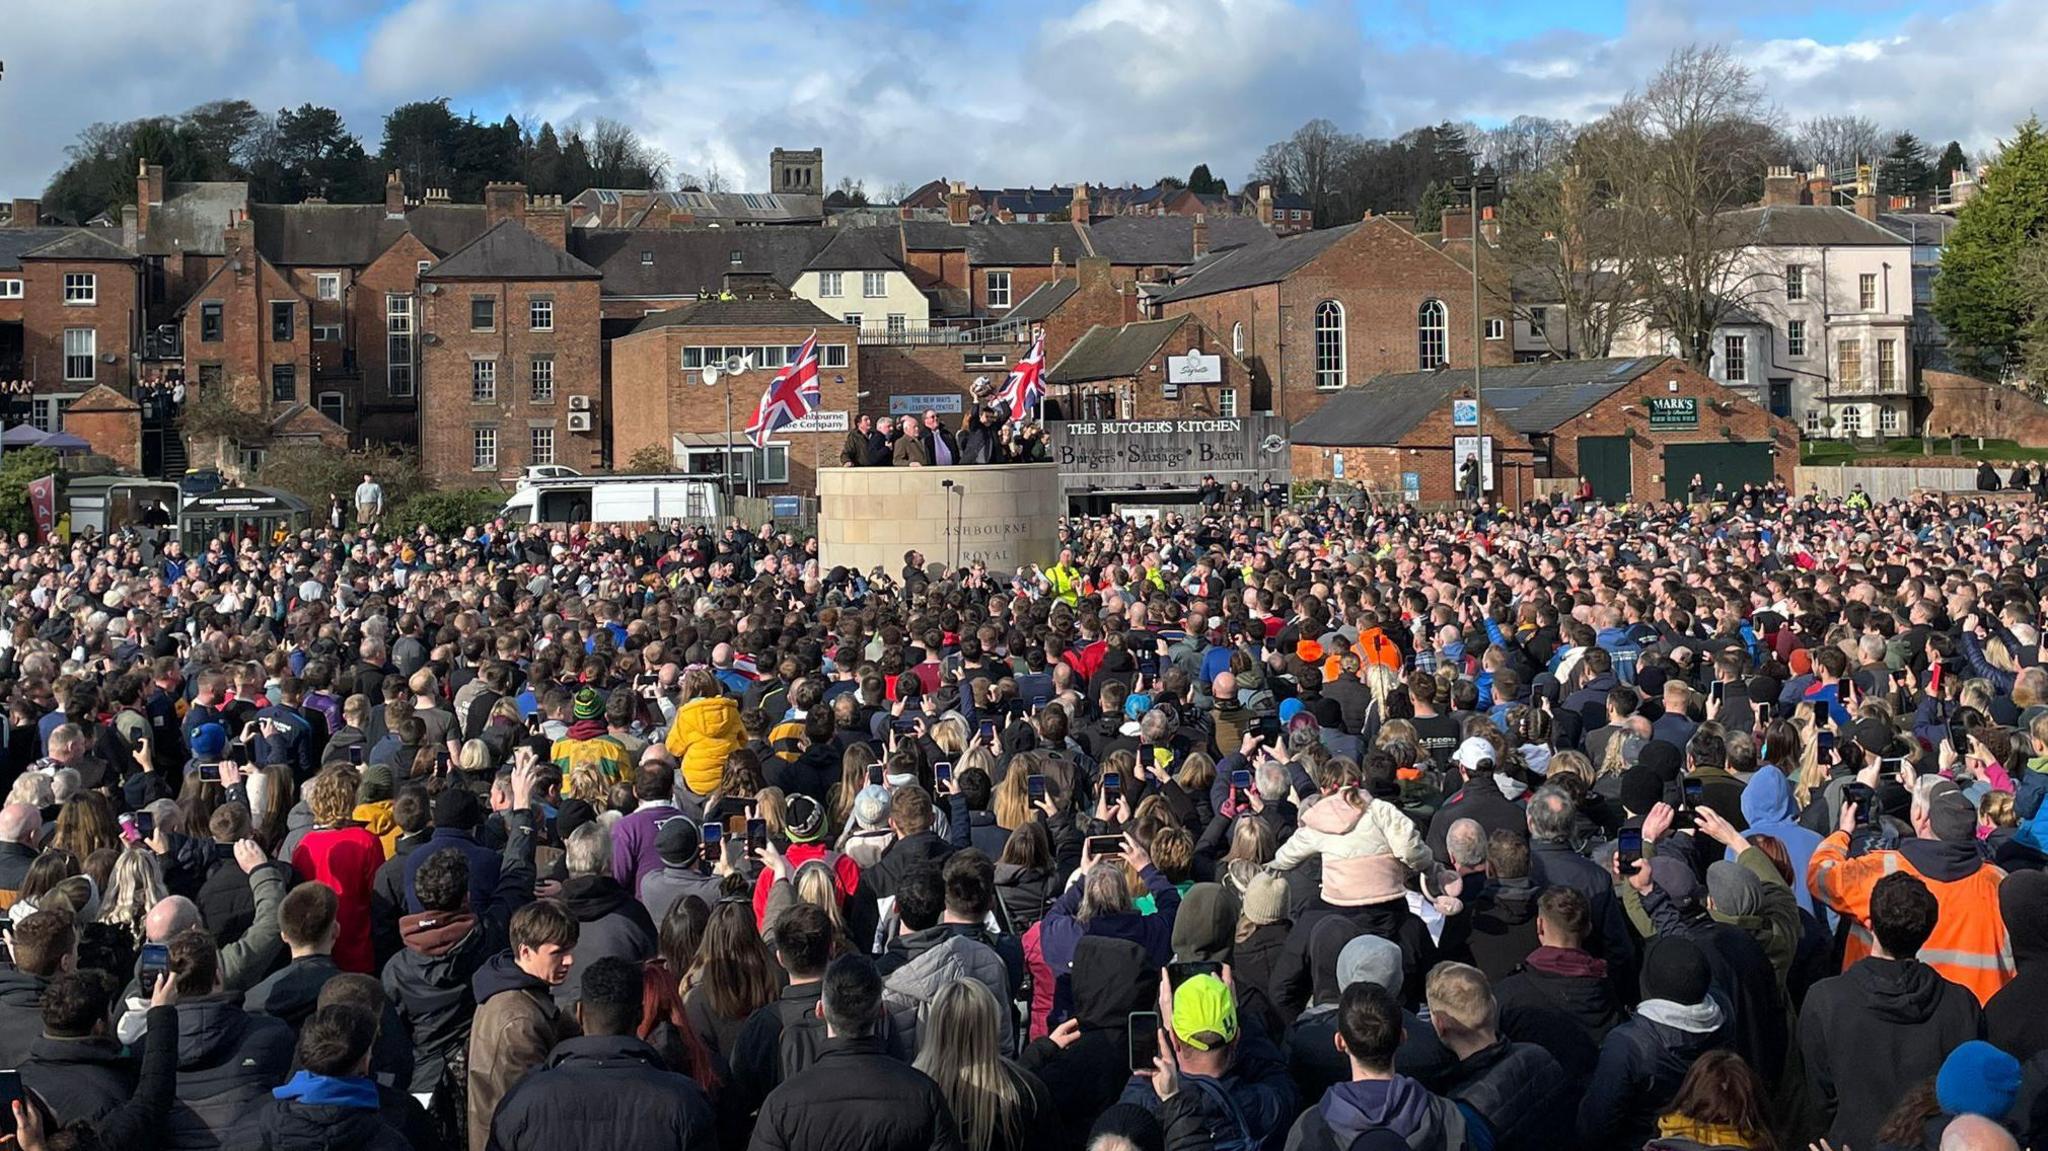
1663, 442, 1774, 501
1576, 436, 1632, 503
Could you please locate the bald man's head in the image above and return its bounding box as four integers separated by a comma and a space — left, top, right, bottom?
0, 804, 40, 845
1941, 1116, 2018, 1151
143, 896, 201, 944
1213, 672, 1236, 700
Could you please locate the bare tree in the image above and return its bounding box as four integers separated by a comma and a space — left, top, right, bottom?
1494, 160, 1639, 359
879, 180, 914, 205
1791, 114, 1885, 174
701, 160, 729, 194
1601, 45, 1777, 369
1252, 119, 1362, 225
1475, 116, 1576, 179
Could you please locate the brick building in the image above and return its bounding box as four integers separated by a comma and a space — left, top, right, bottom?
3, 223, 143, 424
1291, 356, 1795, 504
417, 219, 603, 484
608, 297, 859, 495
1150, 215, 1510, 423
1046, 314, 1253, 421
1922, 370, 2048, 444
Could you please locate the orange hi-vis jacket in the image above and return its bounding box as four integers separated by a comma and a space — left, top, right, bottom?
1808, 829, 2015, 1004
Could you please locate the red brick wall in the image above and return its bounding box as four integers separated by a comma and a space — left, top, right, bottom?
20, 257, 141, 395
1551, 360, 1798, 496
348, 232, 437, 445
1050, 316, 1254, 421
1156, 218, 1510, 422
65, 404, 141, 471
417, 275, 602, 485
1923, 370, 2048, 443
858, 344, 992, 419
609, 320, 861, 495
179, 230, 311, 417
1292, 389, 1537, 503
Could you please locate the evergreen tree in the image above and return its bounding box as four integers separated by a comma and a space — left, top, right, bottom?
1417, 180, 1451, 232
1931, 116, 2048, 375
1938, 140, 1970, 185
526, 122, 568, 197
1186, 164, 1226, 195
1880, 132, 1933, 196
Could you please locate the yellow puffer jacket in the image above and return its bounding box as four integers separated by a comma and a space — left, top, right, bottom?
665, 695, 744, 795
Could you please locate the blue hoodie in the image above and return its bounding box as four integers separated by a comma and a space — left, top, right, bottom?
273, 1069, 382, 1110
1319, 1076, 1460, 1149
1733, 764, 1826, 919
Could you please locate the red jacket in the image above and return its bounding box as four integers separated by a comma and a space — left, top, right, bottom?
751, 844, 861, 930
292, 826, 385, 973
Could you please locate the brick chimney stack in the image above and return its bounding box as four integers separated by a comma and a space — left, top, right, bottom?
1192, 213, 1208, 258
1762, 165, 1801, 207
7, 199, 38, 228
1256, 184, 1274, 228
484, 182, 528, 230
1806, 165, 1832, 205
527, 194, 570, 249
946, 181, 972, 225
1070, 183, 1091, 223
1440, 206, 1472, 242
137, 160, 166, 241
385, 170, 406, 217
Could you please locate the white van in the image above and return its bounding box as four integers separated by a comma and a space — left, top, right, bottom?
499, 474, 725, 526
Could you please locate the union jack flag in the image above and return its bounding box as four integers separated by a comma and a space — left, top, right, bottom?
744, 331, 821, 446
1002, 331, 1046, 423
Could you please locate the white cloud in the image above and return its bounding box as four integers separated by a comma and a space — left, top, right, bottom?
2, 0, 2045, 203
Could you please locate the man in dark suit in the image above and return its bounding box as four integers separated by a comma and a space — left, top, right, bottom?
841, 414, 878, 467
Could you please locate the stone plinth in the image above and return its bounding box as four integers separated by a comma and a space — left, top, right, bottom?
817, 463, 1060, 576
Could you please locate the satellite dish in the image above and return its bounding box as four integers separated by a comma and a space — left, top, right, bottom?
702, 363, 721, 386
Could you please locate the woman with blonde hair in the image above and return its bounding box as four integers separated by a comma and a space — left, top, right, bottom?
101, 847, 168, 949
914, 979, 1048, 1151
1219, 814, 1277, 895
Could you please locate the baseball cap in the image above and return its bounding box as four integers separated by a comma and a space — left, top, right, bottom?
1171, 973, 1239, 1052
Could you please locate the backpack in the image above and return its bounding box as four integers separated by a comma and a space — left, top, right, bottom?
427, 1039, 469, 1151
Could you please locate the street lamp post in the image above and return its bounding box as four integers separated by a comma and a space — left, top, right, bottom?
702, 354, 752, 525
1449, 169, 1497, 508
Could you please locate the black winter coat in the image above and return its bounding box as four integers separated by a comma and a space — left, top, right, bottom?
748, 1035, 961, 1151
1575, 1013, 1729, 1151
553, 874, 656, 1007
1495, 955, 1627, 1088
488, 1033, 716, 1151
1019, 936, 1160, 1151
1438, 1039, 1571, 1151
167, 995, 297, 1150
19, 1034, 134, 1126
1800, 958, 1983, 1151
0, 968, 48, 1070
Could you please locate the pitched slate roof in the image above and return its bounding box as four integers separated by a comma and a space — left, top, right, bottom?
620, 189, 826, 227
569, 228, 834, 298
249, 203, 491, 267
1088, 216, 1273, 266
1151, 223, 1361, 303
21, 230, 138, 262
1726, 205, 1909, 248
627, 296, 846, 335
421, 220, 600, 281
1291, 356, 1669, 445
137, 182, 249, 257
0, 228, 128, 270
1007, 278, 1078, 324
1047, 317, 1190, 384
804, 227, 902, 272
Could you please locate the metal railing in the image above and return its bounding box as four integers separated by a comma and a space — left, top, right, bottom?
855, 318, 1033, 347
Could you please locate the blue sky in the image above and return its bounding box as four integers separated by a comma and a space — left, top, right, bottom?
1, 0, 2040, 198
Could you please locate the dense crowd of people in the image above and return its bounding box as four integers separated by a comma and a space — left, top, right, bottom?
3, 478, 2048, 1151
